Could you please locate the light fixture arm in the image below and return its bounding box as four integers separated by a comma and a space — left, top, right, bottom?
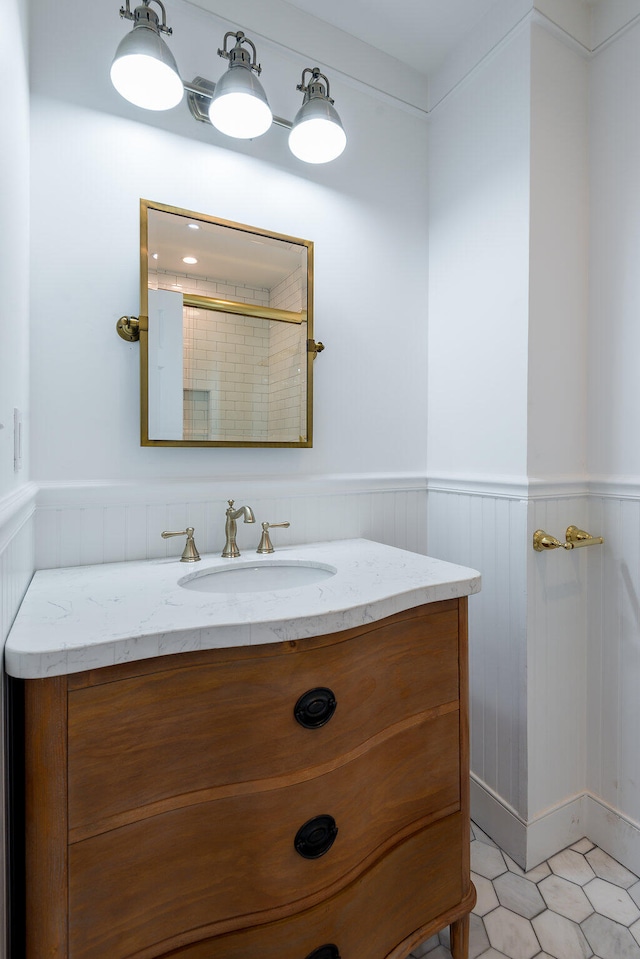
119, 0, 173, 36
297, 66, 334, 104
218, 31, 262, 75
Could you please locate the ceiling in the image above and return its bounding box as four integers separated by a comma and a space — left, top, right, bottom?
280, 0, 508, 74
280, 0, 595, 75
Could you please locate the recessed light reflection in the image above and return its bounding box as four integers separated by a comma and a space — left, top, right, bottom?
188, 223, 200, 230
152, 253, 159, 259
182, 256, 198, 264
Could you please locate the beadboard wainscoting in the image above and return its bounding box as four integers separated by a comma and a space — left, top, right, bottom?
426, 480, 530, 856
33, 475, 428, 570
426, 478, 618, 871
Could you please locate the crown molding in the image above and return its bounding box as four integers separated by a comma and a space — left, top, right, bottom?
428, 0, 640, 114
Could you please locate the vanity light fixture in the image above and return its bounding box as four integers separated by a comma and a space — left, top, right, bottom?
208, 32, 272, 139
288, 68, 346, 163
111, 0, 183, 111
111, 2, 347, 162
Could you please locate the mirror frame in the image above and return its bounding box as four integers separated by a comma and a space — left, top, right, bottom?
139, 199, 315, 448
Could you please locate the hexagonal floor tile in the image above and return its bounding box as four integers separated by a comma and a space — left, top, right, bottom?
548, 849, 597, 886
471, 840, 508, 880
572, 838, 596, 855
484, 907, 541, 959
472, 871, 500, 917
586, 847, 639, 889
584, 877, 640, 925
532, 909, 591, 958
538, 874, 593, 923
493, 872, 545, 919
581, 913, 640, 959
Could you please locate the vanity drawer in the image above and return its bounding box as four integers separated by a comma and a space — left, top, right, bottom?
68, 602, 459, 833
110, 813, 465, 959
68, 711, 460, 959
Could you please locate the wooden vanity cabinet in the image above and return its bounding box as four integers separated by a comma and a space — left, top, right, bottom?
22, 597, 475, 959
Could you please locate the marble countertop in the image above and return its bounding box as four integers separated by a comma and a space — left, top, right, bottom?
4, 538, 481, 679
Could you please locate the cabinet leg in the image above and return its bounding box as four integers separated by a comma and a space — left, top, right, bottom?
450, 914, 470, 959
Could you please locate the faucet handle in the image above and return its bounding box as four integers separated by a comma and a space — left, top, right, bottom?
257, 522, 290, 554
161, 527, 201, 563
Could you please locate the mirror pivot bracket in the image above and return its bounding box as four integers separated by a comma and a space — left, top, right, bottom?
308, 338, 325, 359
116, 315, 141, 342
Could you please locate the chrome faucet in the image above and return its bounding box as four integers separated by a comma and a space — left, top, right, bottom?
222, 500, 256, 558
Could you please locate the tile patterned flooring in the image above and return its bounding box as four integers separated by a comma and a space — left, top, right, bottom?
410, 823, 640, 959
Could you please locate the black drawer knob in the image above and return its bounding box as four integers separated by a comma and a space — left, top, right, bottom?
294, 687, 337, 729
294, 815, 338, 859
304, 946, 341, 959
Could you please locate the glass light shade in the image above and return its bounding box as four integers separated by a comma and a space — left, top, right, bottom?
111, 25, 183, 111
288, 96, 346, 163
208, 65, 272, 139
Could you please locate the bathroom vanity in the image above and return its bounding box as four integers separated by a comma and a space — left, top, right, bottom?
6, 539, 480, 959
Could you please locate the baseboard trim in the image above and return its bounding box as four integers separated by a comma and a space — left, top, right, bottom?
470, 775, 527, 867
471, 775, 640, 874
471, 776, 587, 870
525, 794, 588, 870
585, 794, 640, 878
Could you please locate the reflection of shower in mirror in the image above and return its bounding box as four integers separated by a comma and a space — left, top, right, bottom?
139, 200, 317, 448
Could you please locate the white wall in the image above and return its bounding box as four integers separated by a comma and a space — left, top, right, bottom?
29, 0, 429, 488
427, 27, 531, 482
587, 15, 640, 868
0, 0, 30, 500
589, 19, 640, 482
528, 24, 589, 482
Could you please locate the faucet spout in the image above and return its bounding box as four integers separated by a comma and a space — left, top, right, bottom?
222, 500, 255, 558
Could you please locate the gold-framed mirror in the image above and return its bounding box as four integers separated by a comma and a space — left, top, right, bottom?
138, 200, 316, 447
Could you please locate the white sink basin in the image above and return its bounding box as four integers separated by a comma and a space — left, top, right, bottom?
179, 561, 337, 593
